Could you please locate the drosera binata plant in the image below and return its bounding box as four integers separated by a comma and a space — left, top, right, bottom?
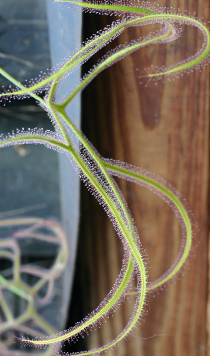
0, 0, 209, 354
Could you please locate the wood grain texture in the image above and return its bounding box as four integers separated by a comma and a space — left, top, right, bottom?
77, 1, 210, 355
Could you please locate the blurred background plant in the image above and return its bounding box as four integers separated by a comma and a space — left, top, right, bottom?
0, 217, 68, 355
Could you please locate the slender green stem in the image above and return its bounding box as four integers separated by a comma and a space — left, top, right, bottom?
0, 68, 45, 105
105, 162, 192, 290
0, 291, 13, 321
55, 0, 156, 15
61, 20, 174, 108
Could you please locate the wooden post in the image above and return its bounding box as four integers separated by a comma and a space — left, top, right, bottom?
77, 1, 210, 355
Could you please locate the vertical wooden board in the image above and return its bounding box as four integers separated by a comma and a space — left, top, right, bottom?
78, 0, 209, 355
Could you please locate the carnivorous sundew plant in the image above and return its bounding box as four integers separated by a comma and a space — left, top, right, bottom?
0, 0, 209, 354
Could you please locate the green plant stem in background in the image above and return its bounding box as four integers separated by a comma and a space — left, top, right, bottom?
0, 218, 68, 355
